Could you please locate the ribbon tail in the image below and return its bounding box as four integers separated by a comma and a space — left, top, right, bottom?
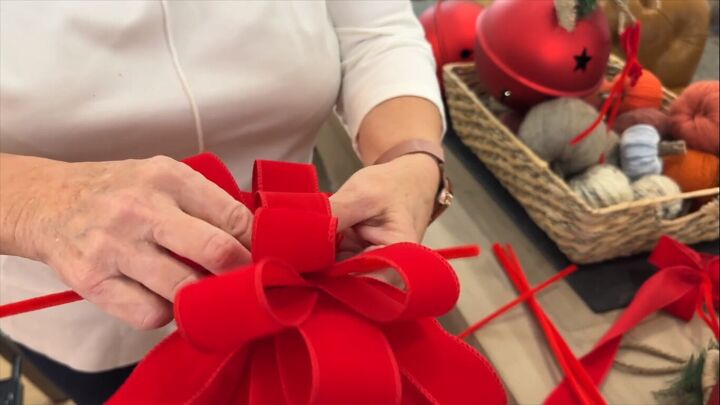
282, 297, 401, 405
248, 340, 287, 405
384, 318, 507, 405
107, 332, 249, 405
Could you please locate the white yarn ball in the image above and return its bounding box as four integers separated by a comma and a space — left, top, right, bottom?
631, 175, 684, 219
569, 165, 634, 209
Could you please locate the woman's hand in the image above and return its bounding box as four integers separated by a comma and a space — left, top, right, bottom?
0, 154, 252, 330
330, 153, 440, 255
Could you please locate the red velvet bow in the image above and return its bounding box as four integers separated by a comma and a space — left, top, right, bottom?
107, 153, 506, 405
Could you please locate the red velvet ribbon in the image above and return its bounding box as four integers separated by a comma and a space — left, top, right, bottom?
462, 237, 719, 405
91, 153, 504, 405
571, 22, 643, 146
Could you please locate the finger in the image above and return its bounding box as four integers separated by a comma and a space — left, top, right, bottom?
355, 221, 420, 246
151, 208, 252, 274
339, 228, 369, 250
86, 275, 173, 330
120, 244, 203, 302
175, 167, 253, 248
329, 188, 377, 231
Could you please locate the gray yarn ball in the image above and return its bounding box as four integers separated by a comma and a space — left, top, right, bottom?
518, 97, 607, 176
619, 124, 663, 180
631, 175, 683, 219
569, 164, 634, 209
604, 131, 621, 167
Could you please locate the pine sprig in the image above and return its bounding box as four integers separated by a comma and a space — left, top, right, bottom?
576, 0, 598, 18
654, 342, 719, 405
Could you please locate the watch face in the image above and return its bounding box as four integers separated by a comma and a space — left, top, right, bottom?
438, 188, 454, 206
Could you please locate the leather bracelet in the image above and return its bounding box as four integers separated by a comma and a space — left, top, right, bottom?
373, 139, 453, 222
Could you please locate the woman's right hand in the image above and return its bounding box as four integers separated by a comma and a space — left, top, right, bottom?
0, 154, 253, 330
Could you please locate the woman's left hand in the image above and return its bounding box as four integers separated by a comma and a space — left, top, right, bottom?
330, 153, 440, 255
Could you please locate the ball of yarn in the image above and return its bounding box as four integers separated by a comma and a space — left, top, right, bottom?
664, 149, 720, 193
518, 98, 607, 176
614, 108, 671, 138
569, 164, 634, 209
631, 175, 683, 219
604, 130, 621, 167
612, 69, 664, 114
669, 80, 720, 155
620, 124, 663, 180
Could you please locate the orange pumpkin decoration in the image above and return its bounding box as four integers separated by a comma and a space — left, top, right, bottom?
612, 69, 664, 114
663, 149, 719, 207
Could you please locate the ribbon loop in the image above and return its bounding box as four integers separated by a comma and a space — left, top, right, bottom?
176, 260, 317, 352
320, 243, 459, 322
256, 191, 331, 214
252, 208, 337, 273
253, 160, 320, 194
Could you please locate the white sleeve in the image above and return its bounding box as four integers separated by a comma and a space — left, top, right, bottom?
327, 0, 445, 148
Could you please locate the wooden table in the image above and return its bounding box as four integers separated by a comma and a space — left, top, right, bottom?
315, 117, 716, 404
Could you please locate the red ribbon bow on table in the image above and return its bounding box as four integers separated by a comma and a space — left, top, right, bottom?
545, 236, 719, 405
100, 153, 506, 405
460, 237, 719, 405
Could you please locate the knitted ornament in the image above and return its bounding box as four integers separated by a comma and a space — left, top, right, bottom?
664, 150, 720, 207
474, 0, 611, 110
631, 175, 683, 219
420, 0, 484, 83
614, 108, 671, 138
604, 130, 621, 166
620, 124, 663, 180
569, 164, 634, 208
669, 81, 720, 156
664, 150, 720, 193
518, 97, 607, 176
612, 69, 663, 114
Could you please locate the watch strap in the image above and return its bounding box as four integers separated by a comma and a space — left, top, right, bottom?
373, 139, 445, 165
373, 139, 452, 223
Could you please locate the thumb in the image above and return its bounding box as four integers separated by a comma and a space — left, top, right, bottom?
329, 190, 365, 231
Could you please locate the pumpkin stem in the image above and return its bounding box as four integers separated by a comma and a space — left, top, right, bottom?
658, 140, 687, 157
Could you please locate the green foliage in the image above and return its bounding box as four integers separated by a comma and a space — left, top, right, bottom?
576, 0, 597, 18
654, 342, 719, 405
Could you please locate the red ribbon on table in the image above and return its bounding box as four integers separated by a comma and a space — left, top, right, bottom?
0, 153, 506, 404
461, 237, 719, 405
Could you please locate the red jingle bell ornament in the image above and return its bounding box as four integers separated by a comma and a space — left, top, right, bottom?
474, 0, 611, 110
420, 0, 484, 84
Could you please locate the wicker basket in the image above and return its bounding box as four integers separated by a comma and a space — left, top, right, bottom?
443, 58, 720, 264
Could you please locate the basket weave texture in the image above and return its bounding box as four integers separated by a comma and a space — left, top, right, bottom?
444, 59, 719, 264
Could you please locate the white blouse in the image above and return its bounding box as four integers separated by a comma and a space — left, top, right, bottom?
0, 0, 442, 371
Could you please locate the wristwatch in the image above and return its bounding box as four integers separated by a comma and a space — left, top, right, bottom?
374, 139, 454, 222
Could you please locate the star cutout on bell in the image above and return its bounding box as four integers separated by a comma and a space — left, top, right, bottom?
574, 47, 592, 72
